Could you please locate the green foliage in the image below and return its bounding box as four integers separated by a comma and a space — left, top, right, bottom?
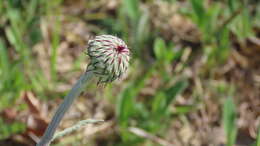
223, 97, 237, 146
0, 118, 25, 140
254, 4, 260, 27
116, 60, 189, 144
0, 0, 63, 139
117, 68, 154, 127
152, 80, 188, 117
230, 7, 253, 41
190, 0, 206, 29
117, 0, 154, 60
0, 39, 25, 110
153, 38, 175, 64
252, 128, 260, 146
188, 0, 255, 67
122, 0, 140, 22
256, 128, 260, 146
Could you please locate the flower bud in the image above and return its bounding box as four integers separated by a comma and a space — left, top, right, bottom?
86, 35, 130, 83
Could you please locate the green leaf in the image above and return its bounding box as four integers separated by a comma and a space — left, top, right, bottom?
116, 83, 137, 125
174, 105, 194, 114
152, 79, 188, 116
26, 0, 38, 24
227, 0, 240, 12
122, 0, 140, 21
205, 3, 221, 38
223, 97, 237, 146
0, 118, 25, 140
116, 69, 153, 127
190, 0, 206, 28
136, 11, 150, 47
165, 80, 188, 107
5, 27, 17, 48
153, 38, 166, 60
152, 92, 166, 115
0, 39, 10, 73
256, 128, 260, 146
0, 0, 3, 15
230, 7, 253, 41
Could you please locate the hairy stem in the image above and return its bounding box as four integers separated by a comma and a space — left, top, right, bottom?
37, 71, 94, 146
52, 119, 104, 142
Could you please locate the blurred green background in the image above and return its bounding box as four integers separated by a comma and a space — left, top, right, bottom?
0, 0, 259, 145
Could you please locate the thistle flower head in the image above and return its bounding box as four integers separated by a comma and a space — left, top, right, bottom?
86, 35, 130, 83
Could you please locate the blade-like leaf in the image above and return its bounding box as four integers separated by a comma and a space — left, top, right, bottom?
152, 80, 188, 115
122, 0, 140, 21
153, 38, 166, 60
223, 97, 237, 146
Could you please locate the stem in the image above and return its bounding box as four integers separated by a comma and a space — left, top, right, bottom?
37, 71, 94, 146
52, 119, 104, 142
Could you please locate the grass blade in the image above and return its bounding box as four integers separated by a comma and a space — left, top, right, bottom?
223, 97, 237, 146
